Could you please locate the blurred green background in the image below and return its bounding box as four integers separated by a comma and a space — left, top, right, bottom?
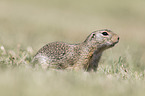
0, 0, 145, 96
1, 0, 145, 47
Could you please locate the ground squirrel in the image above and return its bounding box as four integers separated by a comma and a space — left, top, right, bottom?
32, 29, 119, 71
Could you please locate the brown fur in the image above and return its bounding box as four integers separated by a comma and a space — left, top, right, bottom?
32, 29, 119, 71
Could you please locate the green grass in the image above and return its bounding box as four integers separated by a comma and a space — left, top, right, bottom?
0, 0, 145, 96
0, 46, 145, 96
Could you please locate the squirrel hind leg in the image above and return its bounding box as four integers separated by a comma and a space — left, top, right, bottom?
32, 55, 51, 70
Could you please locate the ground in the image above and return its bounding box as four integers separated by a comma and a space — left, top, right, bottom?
0, 0, 145, 96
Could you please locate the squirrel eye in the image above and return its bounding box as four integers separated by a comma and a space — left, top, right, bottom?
102, 32, 108, 36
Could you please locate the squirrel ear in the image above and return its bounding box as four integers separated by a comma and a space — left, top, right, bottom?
91, 33, 96, 40
84, 33, 96, 42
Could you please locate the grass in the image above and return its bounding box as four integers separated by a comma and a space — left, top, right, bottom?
0, 0, 145, 96
0, 38, 145, 96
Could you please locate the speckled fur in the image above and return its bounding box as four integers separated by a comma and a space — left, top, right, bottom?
32, 29, 119, 71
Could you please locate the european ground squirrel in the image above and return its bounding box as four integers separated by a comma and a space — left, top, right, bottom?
32, 29, 119, 71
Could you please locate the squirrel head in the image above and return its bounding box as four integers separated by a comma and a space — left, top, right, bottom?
84, 29, 119, 49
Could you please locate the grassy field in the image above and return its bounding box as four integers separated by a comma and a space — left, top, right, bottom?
0, 0, 145, 96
